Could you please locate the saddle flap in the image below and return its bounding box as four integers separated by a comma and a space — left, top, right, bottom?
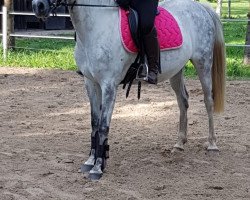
128, 8, 140, 49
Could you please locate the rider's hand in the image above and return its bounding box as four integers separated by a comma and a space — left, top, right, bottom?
115, 0, 131, 10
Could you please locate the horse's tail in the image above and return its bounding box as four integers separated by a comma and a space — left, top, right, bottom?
201, 3, 226, 113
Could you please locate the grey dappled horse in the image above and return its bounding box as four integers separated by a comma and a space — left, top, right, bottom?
32, 0, 226, 180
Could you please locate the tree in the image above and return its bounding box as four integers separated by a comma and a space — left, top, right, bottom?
216, 0, 223, 17
4, 0, 15, 49
244, 12, 250, 65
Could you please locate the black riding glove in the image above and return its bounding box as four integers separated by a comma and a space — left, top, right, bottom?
116, 0, 131, 10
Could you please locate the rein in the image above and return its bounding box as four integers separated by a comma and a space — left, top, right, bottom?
50, 0, 118, 11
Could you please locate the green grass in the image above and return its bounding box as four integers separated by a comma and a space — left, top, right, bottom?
0, 38, 76, 70
0, 0, 249, 78
203, 0, 249, 18
214, 0, 249, 19
188, 0, 250, 78
223, 21, 250, 77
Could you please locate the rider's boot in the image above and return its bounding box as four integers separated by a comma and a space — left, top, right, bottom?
143, 27, 160, 84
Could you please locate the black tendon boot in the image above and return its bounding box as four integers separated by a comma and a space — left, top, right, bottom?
143, 27, 159, 84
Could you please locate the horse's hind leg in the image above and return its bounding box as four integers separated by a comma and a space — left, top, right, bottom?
170, 69, 189, 150
191, 58, 219, 151
81, 79, 102, 172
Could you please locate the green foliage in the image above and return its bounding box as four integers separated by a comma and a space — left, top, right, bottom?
184, 61, 197, 78
206, 0, 217, 3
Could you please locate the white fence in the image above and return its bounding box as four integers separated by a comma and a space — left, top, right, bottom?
0, 5, 249, 61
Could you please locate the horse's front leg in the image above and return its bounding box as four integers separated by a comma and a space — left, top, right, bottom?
89, 83, 118, 180
81, 79, 102, 172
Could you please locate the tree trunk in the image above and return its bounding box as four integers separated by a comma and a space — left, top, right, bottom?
244, 12, 250, 65
4, 0, 15, 49
216, 0, 223, 17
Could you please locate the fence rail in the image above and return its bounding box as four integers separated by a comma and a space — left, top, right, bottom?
9, 34, 74, 40
1, 7, 249, 60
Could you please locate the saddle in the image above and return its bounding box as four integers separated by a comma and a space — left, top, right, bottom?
121, 7, 183, 98
120, 7, 183, 53
127, 8, 160, 50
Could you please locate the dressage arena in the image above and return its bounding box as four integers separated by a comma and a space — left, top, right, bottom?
0, 67, 249, 199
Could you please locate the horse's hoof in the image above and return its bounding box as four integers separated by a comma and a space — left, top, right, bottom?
88, 172, 103, 180
207, 143, 219, 152
171, 147, 184, 154
207, 147, 219, 151
207, 145, 220, 156
81, 164, 94, 173
206, 149, 220, 156
173, 143, 184, 151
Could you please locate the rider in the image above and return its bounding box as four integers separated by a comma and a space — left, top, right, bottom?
116, 0, 160, 84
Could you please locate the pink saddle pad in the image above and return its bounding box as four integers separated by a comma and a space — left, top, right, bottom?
119, 7, 183, 53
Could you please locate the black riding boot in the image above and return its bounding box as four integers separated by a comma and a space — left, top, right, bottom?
143, 27, 159, 84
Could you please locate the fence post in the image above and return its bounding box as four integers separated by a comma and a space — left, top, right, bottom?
244, 13, 250, 65
228, 0, 231, 18
2, 6, 8, 61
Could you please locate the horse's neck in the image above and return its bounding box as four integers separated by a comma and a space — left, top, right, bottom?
69, 1, 119, 42
68, 0, 117, 25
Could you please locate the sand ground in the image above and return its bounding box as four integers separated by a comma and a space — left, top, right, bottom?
0, 67, 249, 200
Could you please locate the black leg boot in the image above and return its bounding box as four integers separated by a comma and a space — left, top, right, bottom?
143, 27, 159, 84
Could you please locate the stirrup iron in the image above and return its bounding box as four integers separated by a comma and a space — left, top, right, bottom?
136, 63, 149, 81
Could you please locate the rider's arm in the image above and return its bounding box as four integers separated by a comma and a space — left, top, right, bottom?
115, 0, 131, 10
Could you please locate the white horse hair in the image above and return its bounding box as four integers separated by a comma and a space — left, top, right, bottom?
32, 0, 226, 180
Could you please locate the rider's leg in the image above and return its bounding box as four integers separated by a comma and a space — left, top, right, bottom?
142, 27, 159, 84
131, 0, 159, 84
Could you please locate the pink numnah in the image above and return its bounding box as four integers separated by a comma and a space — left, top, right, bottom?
119, 7, 183, 53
